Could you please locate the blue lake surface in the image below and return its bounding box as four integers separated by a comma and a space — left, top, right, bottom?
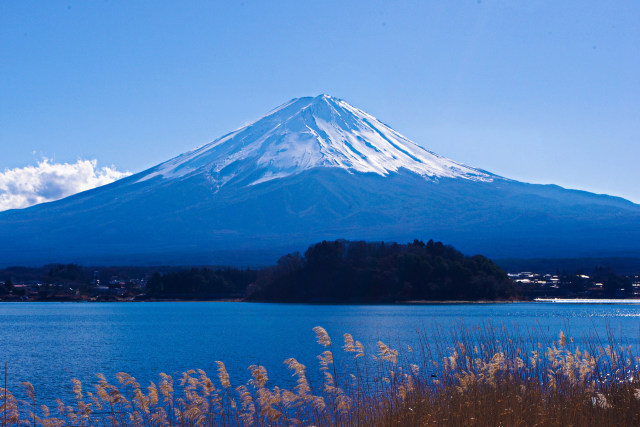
1, 301, 640, 402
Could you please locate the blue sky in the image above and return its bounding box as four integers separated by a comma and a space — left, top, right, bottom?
1, 1, 639, 206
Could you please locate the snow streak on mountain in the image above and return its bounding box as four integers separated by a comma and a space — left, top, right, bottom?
137, 95, 496, 188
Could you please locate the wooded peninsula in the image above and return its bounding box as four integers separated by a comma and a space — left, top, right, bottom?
1, 239, 637, 302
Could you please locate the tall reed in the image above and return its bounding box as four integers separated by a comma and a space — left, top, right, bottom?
2, 322, 640, 426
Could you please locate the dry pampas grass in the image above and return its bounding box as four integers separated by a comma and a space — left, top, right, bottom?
2, 322, 640, 425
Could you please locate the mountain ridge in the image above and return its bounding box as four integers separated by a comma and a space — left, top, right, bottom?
133, 94, 497, 189
0, 95, 639, 266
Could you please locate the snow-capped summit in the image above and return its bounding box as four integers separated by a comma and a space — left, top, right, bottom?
137, 94, 495, 188
0, 94, 639, 267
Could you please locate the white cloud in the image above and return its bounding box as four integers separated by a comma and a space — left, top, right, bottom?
0, 159, 131, 211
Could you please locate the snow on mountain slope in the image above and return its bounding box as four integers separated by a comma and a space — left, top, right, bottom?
137, 94, 496, 188
1, 93, 639, 267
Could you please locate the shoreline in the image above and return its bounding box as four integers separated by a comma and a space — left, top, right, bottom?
4, 297, 640, 304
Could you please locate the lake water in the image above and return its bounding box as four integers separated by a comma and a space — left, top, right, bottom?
1, 301, 640, 403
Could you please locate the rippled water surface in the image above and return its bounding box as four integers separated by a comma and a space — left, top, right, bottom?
1, 302, 639, 400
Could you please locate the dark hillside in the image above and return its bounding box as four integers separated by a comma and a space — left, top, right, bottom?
247, 239, 516, 302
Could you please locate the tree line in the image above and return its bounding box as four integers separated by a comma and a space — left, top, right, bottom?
0, 239, 519, 302
246, 239, 516, 302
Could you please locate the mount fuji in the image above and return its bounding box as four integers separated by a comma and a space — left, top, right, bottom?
1, 94, 639, 266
